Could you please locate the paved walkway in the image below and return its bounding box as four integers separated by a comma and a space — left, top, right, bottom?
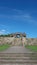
0, 46, 32, 53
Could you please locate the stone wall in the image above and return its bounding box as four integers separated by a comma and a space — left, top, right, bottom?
0, 37, 37, 45
26, 38, 37, 45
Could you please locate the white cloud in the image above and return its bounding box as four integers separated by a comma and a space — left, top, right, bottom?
0, 31, 3, 35
1, 29, 6, 32
0, 24, 9, 28
0, 8, 37, 24
0, 13, 35, 24
0, 29, 9, 35
0, 29, 6, 35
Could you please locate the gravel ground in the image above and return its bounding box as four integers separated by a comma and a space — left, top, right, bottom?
0, 46, 32, 53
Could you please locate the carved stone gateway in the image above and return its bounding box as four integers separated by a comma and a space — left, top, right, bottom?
10, 32, 26, 38
0, 32, 27, 46
11, 32, 26, 46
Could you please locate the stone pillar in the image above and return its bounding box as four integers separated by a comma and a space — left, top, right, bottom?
22, 37, 26, 47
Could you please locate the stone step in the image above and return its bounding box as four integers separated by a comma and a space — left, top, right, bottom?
0, 63, 37, 65
0, 57, 30, 60
0, 57, 37, 60
0, 53, 37, 64
0, 59, 37, 63
0, 53, 37, 57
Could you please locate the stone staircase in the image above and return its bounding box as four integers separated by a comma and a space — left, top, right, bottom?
0, 53, 37, 65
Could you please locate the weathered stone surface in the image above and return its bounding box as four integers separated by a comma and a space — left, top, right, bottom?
0, 37, 37, 45
0, 63, 37, 65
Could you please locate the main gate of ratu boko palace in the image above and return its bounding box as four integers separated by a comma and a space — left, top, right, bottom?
10, 32, 26, 46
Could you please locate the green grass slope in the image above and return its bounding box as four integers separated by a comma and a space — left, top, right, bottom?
0, 44, 10, 51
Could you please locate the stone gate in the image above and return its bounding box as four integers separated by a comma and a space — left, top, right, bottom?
11, 32, 27, 46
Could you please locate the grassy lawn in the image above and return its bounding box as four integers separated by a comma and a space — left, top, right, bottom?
0, 44, 10, 51
25, 45, 37, 52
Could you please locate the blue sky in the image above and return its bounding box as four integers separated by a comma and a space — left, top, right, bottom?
0, 0, 37, 38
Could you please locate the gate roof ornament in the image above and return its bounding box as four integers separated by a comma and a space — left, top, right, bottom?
10, 32, 26, 37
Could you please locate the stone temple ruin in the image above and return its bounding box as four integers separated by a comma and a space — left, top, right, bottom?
0, 32, 27, 46
0, 32, 37, 46
10, 32, 27, 46
10, 32, 26, 38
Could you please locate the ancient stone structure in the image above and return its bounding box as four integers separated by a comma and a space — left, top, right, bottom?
0, 32, 37, 46
10, 32, 26, 38
11, 32, 26, 46
0, 32, 27, 46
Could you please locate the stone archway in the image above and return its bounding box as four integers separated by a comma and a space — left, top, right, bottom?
14, 33, 26, 46
12, 32, 26, 46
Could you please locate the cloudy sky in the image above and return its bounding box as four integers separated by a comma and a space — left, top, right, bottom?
0, 0, 37, 37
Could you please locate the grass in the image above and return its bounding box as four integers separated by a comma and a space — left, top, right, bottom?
25, 45, 37, 52
0, 44, 10, 51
